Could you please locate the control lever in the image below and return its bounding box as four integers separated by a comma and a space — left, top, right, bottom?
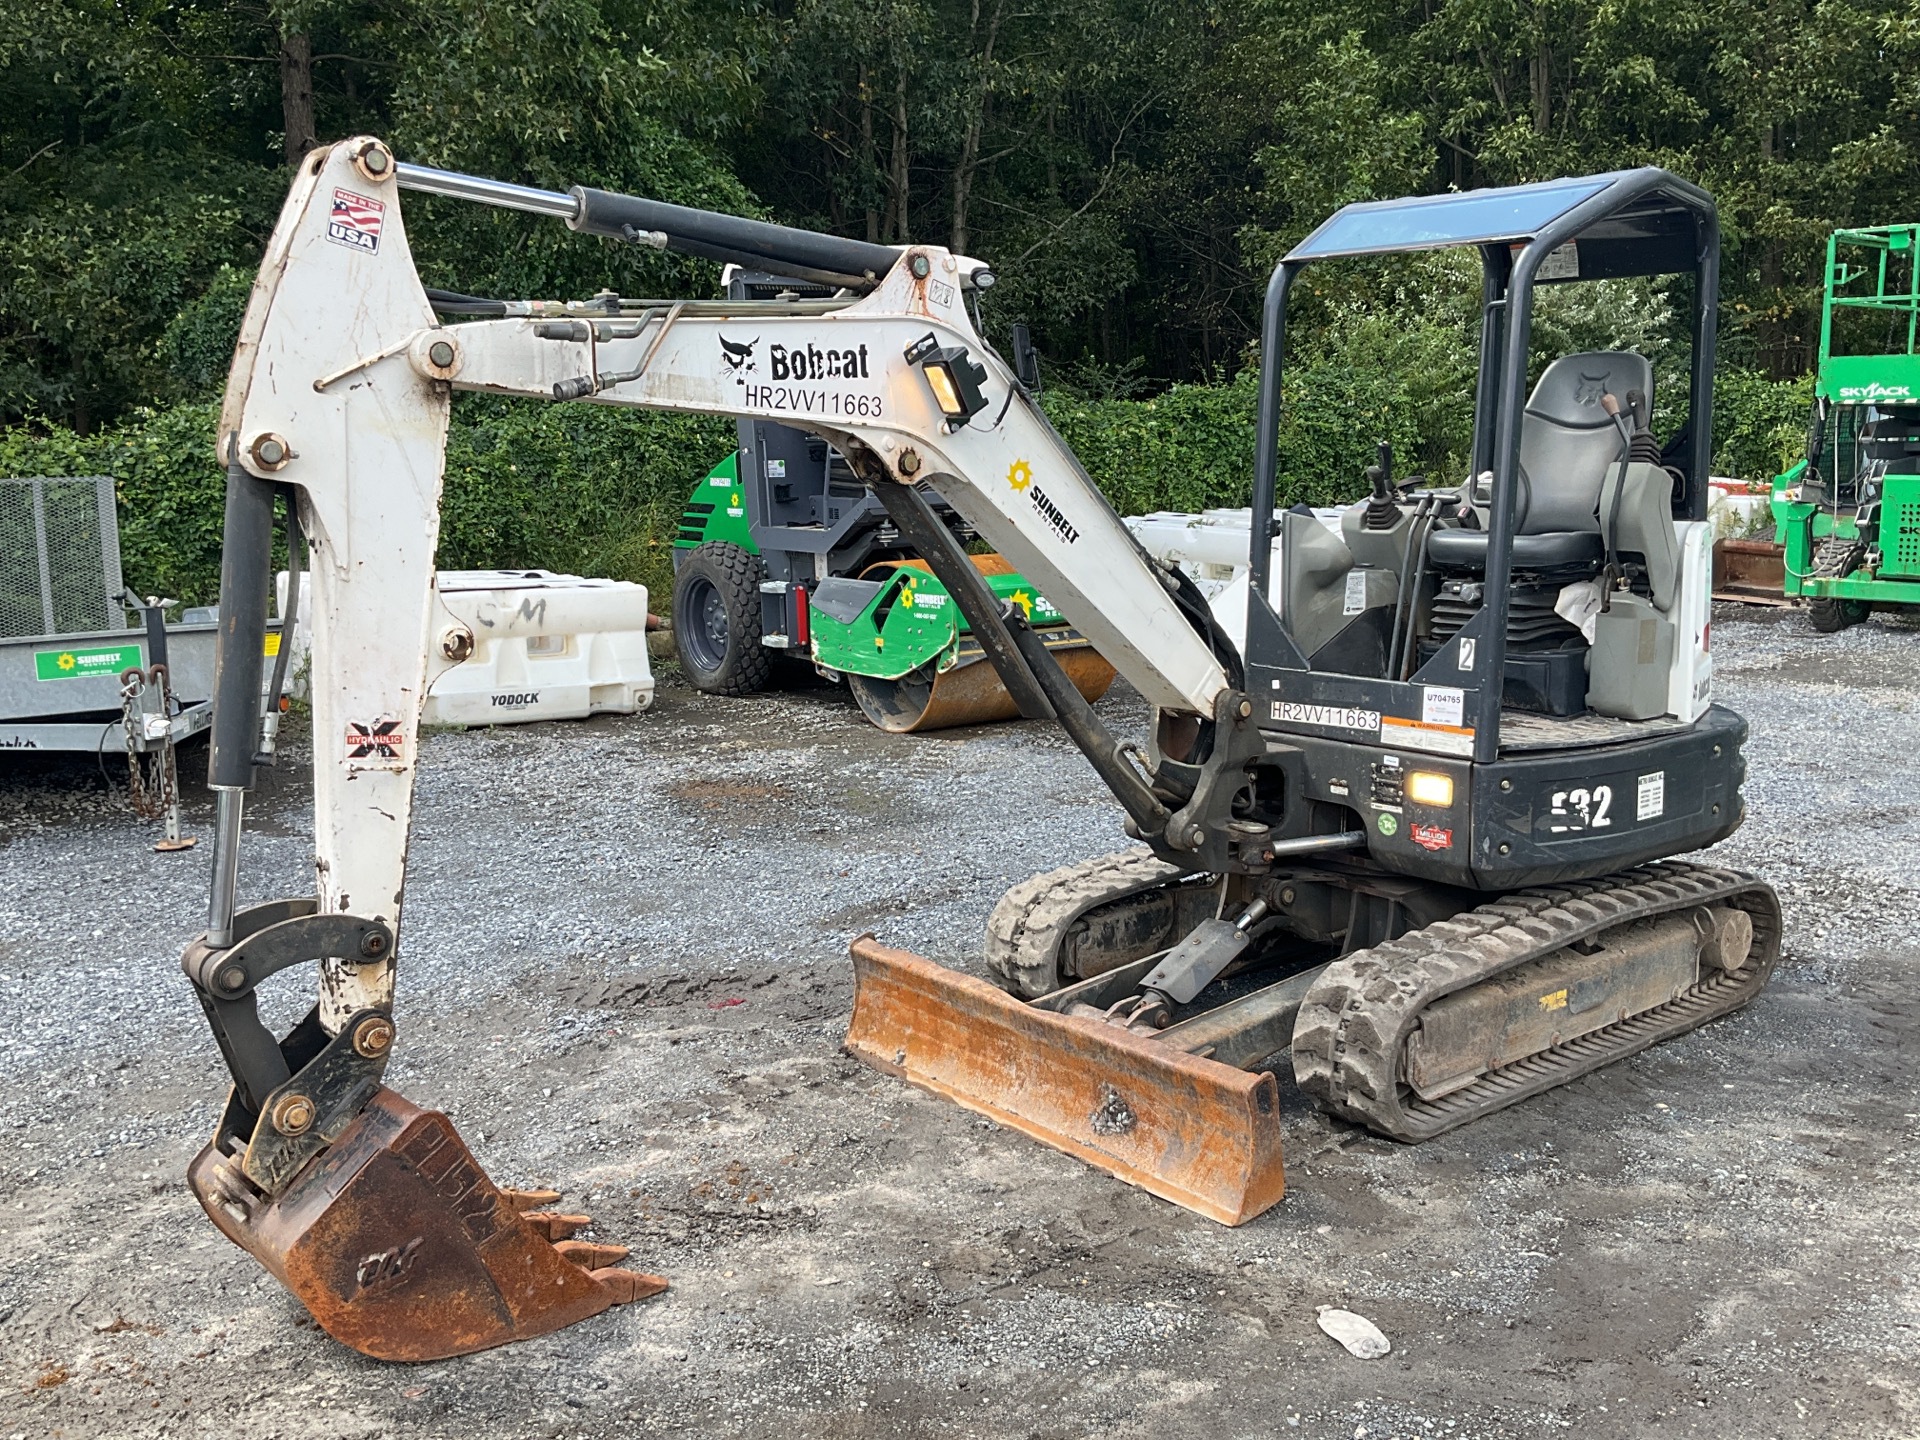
1363, 440, 1398, 529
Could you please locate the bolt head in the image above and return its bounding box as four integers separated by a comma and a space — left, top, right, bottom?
428, 340, 455, 368
1236, 699, 1253, 719
352, 1015, 396, 1059
218, 964, 247, 993
1188, 825, 1206, 847
1280, 887, 1296, 905
898, 449, 921, 476
270, 1094, 315, 1136
1499, 842, 1511, 855
910, 254, 931, 279
360, 930, 389, 957
248, 433, 291, 471
352, 140, 396, 183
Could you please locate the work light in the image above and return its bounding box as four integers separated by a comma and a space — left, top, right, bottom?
905, 334, 989, 426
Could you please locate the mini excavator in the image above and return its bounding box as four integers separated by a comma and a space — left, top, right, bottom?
185, 139, 1778, 1360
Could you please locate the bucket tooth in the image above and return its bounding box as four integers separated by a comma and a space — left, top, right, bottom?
187, 1088, 664, 1361
844, 937, 1286, 1226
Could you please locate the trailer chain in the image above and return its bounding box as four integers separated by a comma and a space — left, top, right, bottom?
119, 665, 180, 822
1291, 861, 1782, 1142
984, 846, 1206, 998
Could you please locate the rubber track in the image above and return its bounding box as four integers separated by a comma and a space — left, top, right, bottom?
1292, 861, 1782, 1142
983, 847, 1200, 998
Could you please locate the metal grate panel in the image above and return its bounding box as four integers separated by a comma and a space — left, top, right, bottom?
1883, 478, 1920, 579
0, 477, 123, 640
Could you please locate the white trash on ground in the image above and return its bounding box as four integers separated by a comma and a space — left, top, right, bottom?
1315, 1305, 1391, 1359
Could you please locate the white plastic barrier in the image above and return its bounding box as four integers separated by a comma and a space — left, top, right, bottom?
422, 570, 655, 727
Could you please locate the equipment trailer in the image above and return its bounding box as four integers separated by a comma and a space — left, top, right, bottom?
185, 143, 1776, 1360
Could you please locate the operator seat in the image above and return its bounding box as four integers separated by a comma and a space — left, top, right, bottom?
1429, 350, 1654, 572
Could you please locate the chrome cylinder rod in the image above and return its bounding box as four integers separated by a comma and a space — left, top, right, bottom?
395, 162, 579, 221
207, 788, 246, 947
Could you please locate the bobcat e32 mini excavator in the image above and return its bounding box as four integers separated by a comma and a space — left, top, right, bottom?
185, 137, 1777, 1360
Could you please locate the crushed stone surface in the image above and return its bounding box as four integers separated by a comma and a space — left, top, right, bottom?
1, 607, 1916, 1438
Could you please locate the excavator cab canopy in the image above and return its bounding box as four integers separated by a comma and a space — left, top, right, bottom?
1247, 168, 1720, 764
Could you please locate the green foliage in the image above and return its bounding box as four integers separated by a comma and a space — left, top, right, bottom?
1043, 361, 1422, 518
1712, 368, 1815, 483
160, 266, 254, 399
438, 399, 731, 601
0, 402, 227, 602
0, 398, 730, 608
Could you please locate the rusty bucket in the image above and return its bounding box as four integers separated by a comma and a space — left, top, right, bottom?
844, 938, 1286, 1225
188, 1088, 664, 1361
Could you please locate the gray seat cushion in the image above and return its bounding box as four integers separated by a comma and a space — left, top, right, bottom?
1427, 528, 1603, 571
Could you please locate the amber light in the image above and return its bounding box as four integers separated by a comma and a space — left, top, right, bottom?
1406, 770, 1454, 807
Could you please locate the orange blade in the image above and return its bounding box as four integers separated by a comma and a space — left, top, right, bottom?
845, 937, 1286, 1226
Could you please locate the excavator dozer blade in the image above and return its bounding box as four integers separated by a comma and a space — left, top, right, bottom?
845, 937, 1286, 1226
187, 1088, 665, 1362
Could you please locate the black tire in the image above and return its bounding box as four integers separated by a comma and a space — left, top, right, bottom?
1807, 597, 1867, 633
1807, 540, 1869, 634
672, 542, 771, 696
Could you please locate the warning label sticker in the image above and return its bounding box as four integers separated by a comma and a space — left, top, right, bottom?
1637, 770, 1666, 822
1342, 571, 1367, 616
345, 719, 406, 766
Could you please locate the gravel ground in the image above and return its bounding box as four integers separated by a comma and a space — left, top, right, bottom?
2, 606, 1917, 1439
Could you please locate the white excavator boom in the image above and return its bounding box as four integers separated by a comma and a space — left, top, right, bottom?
180, 136, 1234, 1360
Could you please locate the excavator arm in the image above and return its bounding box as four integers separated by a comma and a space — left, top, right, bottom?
186, 137, 1241, 1359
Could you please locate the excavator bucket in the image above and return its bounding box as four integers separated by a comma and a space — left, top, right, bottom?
844, 937, 1286, 1226
187, 1088, 665, 1362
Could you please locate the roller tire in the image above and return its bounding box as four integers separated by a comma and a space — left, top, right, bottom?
672, 542, 771, 697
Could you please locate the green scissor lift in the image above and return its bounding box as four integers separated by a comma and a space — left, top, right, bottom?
1772, 223, 1920, 630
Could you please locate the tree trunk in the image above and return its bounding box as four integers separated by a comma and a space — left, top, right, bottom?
1529, 39, 1551, 136
281, 30, 316, 165
860, 64, 879, 243
950, 0, 1003, 255
890, 62, 910, 243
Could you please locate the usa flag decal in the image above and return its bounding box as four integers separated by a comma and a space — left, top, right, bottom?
328, 188, 385, 254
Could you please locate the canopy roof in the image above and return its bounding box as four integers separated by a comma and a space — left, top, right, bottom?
1287, 169, 1713, 278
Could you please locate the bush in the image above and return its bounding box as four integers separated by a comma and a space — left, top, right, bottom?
1043, 362, 1419, 517
1711, 368, 1813, 484
0, 398, 729, 609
